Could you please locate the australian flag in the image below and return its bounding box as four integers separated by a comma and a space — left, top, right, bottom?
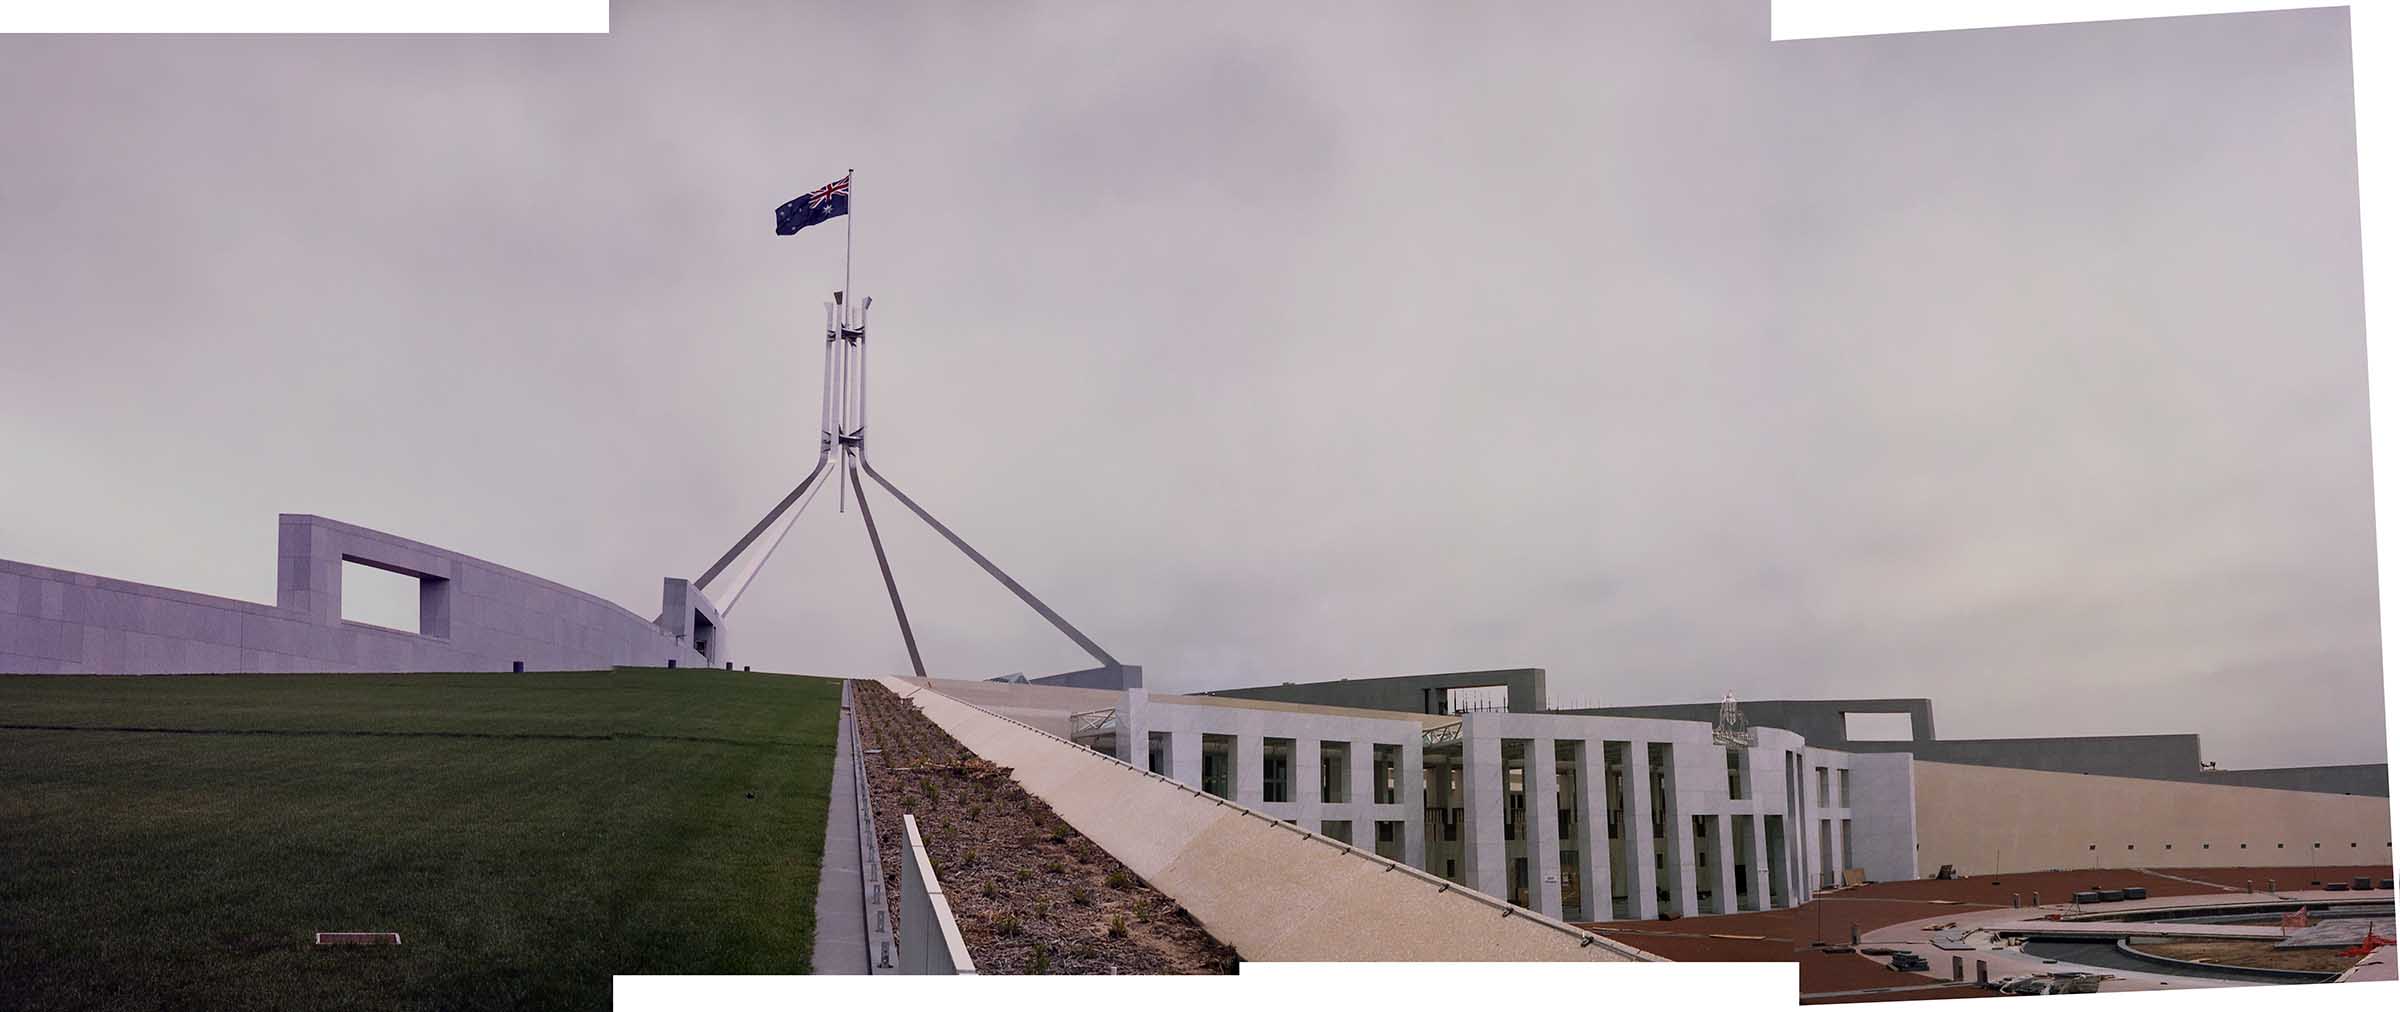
775, 174, 850, 235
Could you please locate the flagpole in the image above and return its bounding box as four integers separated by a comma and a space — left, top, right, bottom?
843, 169, 854, 306
839, 169, 854, 512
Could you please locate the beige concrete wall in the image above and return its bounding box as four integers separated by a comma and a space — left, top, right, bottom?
886, 678, 1654, 962
1914, 759, 2394, 876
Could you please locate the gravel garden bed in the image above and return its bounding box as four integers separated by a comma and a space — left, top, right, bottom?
852, 680, 1238, 974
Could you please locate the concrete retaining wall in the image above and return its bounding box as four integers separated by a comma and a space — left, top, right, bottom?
886, 677, 1653, 962
898, 814, 976, 975
1913, 759, 2394, 876
1, 514, 713, 674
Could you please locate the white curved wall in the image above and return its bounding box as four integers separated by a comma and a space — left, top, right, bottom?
1, 514, 714, 674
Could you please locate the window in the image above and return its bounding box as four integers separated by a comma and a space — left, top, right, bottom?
1815, 766, 1830, 806
1726, 747, 1747, 800
1262, 738, 1294, 803
1836, 769, 1850, 807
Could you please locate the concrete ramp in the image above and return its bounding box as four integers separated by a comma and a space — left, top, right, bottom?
886, 677, 1654, 963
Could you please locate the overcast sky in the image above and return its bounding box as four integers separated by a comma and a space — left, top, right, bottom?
0, 2, 2379, 768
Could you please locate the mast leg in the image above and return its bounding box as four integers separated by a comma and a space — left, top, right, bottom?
858, 461, 1120, 671
693, 453, 831, 592
852, 460, 927, 679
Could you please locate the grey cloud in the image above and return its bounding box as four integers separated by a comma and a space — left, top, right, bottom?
0, 1, 2378, 768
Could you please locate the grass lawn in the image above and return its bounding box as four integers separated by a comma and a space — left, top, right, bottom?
0, 668, 842, 1011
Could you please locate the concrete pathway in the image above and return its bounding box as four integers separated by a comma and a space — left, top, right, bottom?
1973, 920, 2288, 941
809, 681, 870, 974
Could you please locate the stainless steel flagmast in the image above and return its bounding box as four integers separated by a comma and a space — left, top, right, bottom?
694, 171, 1129, 684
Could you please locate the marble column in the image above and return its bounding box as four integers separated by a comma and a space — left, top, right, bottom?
1461, 730, 1506, 899
1528, 737, 1563, 918
1574, 738, 1610, 922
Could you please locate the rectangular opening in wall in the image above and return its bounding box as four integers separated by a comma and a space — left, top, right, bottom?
1321, 819, 1352, 845
1262, 737, 1294, 803
1819, 820, 1835, 888
1694, 814, 1724, 914
1842, 711, 1915, 742
1441, 685, 1508, 714
340, 560, 421, 633
1764, 814, 1789, 908
1200, 734, 1234, 798
1732, 814, 1758, 912
1503, 739, 1529, 842
1372, 743, 1400, 804
1321, 740, 1352, 803
1557, 740, 1579, 843
689, 610, 715, 661
1147, 732, 1170, 775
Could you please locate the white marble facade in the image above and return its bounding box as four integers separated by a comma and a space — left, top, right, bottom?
1089, 690, 1901, 922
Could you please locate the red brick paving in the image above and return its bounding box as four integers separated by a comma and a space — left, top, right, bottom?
1580, 907, 1796, 962
1800, 948, 1963, 995
1803, 983, 2001, 1004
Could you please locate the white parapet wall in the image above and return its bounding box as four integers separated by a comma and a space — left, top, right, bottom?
898, 814, 977, 975
1913, 759, 2395, 875
884, 677, 1655, 962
